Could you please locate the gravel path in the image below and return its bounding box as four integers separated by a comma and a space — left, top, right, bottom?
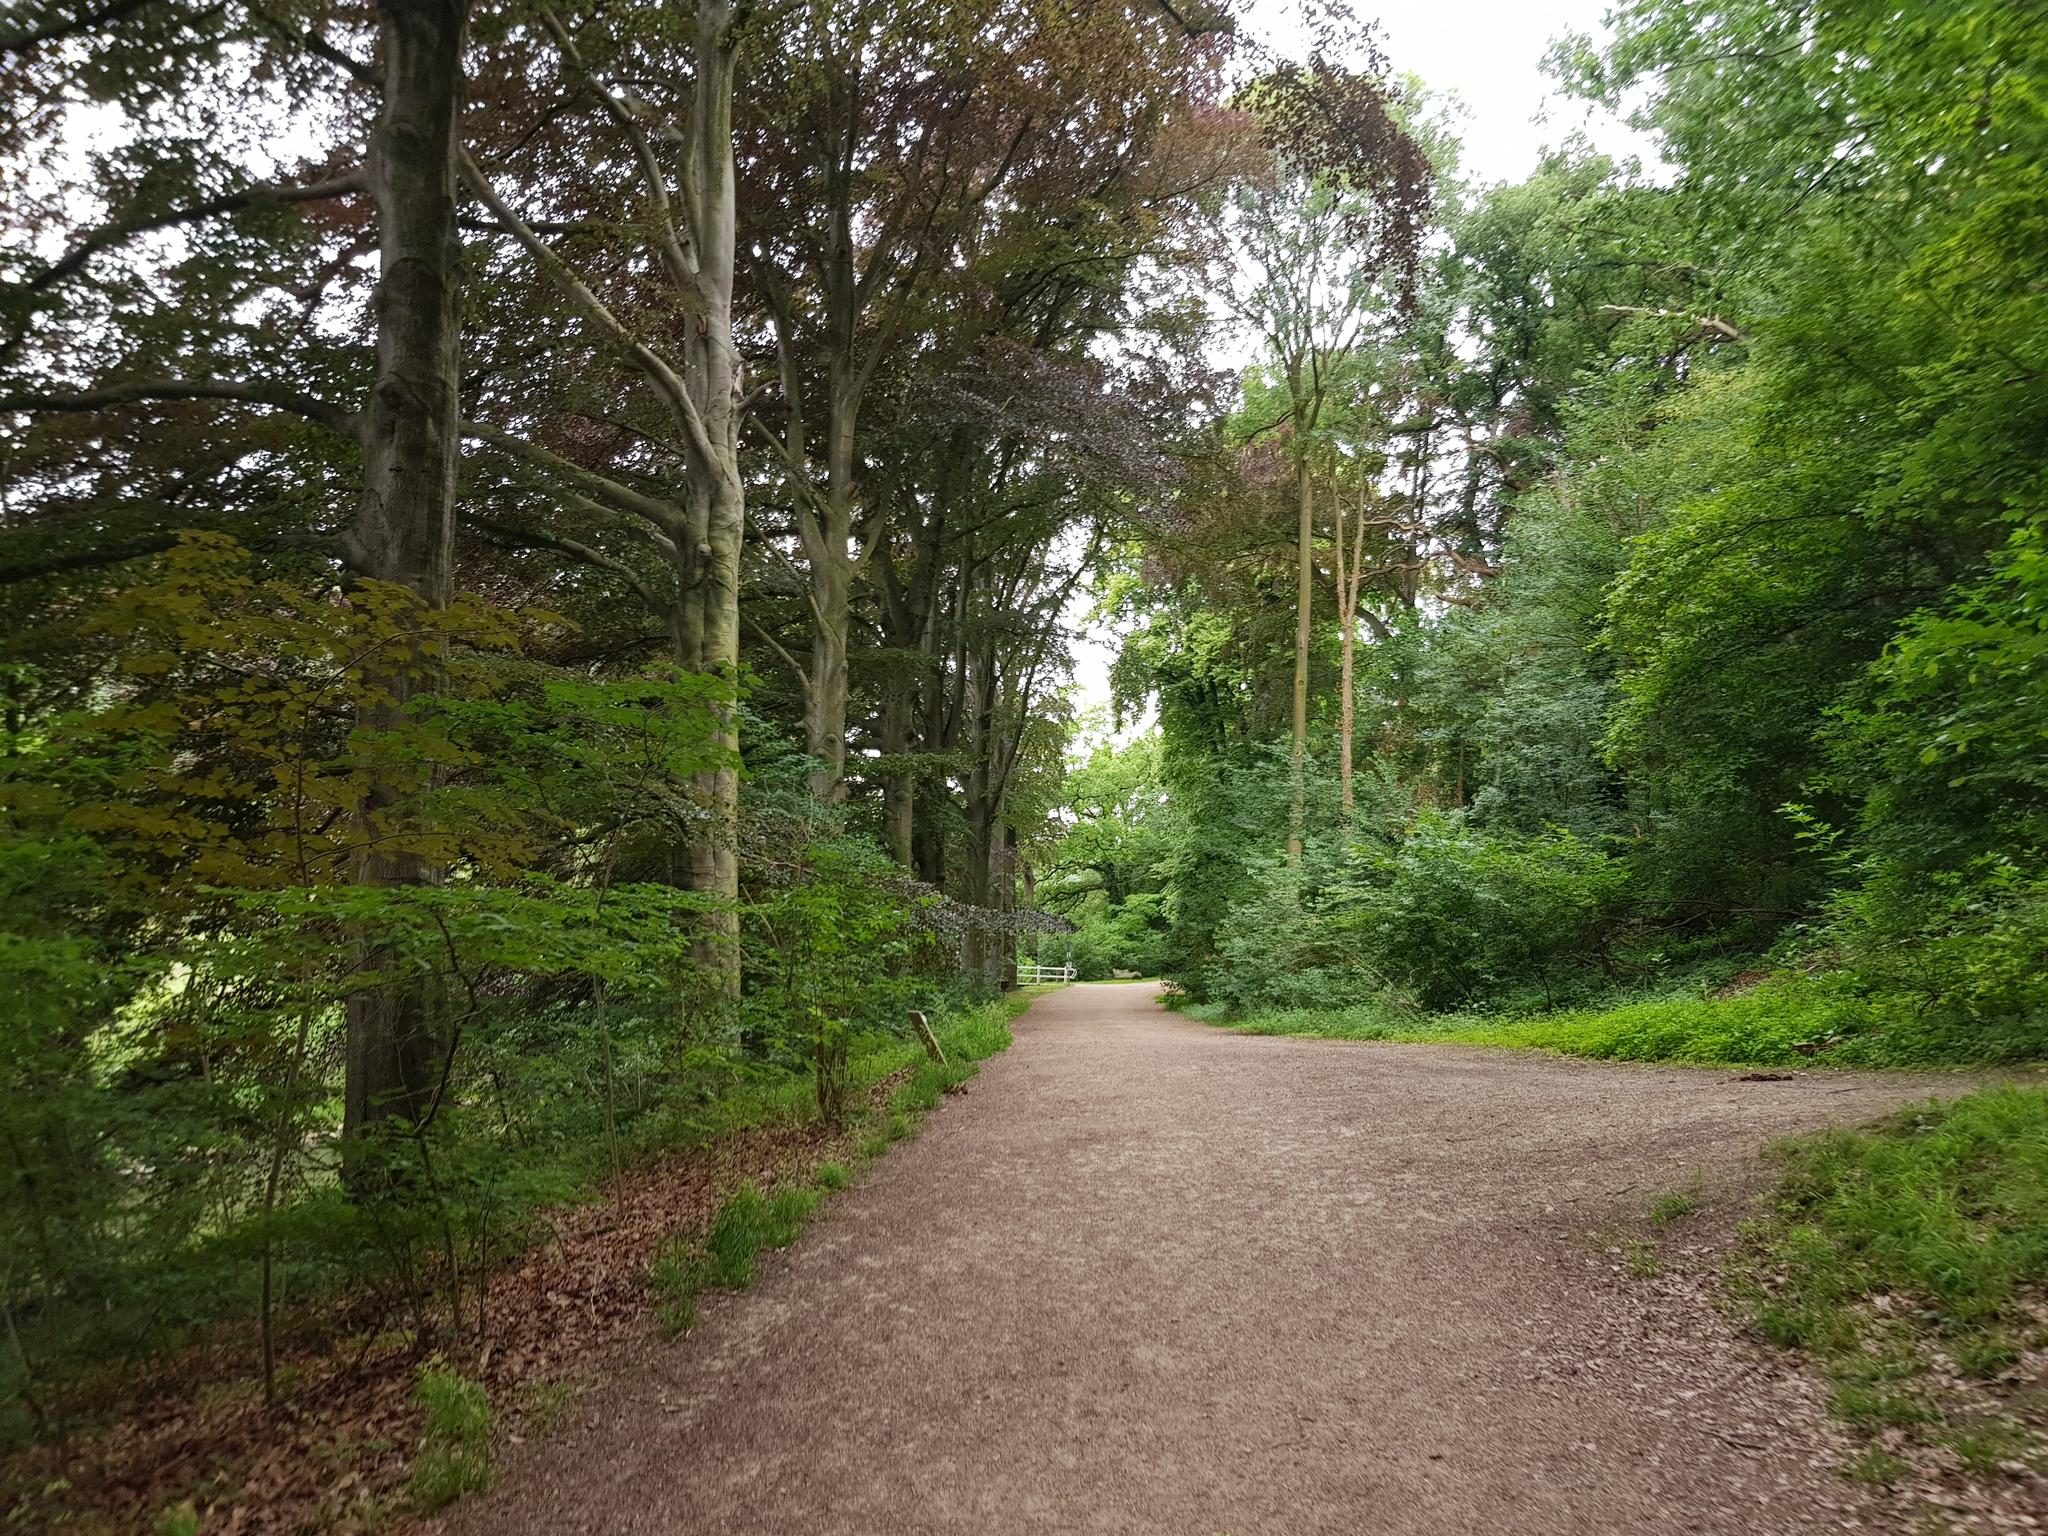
444, 983, 1993, 1535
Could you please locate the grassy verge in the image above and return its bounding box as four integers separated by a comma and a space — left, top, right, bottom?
646, 991, 1027, 1335
1733, 1088, 2048, 1485
1186, 972, 2048, 1070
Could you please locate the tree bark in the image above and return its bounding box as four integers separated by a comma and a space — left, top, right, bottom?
1288, 452, 1312, 868
879, 681, 915, 866
671, 0, 747, 997
341, 0, 472, 1140
1334, 481, 1368, 824
802, 492, 853, 803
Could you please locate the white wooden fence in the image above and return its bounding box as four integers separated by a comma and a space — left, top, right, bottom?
1015, 962, 1076, 984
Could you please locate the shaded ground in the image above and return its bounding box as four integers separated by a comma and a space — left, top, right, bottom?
438, 983, 2007, 1535
1, 1071, 923, 1536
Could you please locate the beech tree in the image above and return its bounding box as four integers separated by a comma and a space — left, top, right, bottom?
458, 0, 750, 988
738, 0, 1231, 802
1, 0, 478, 1136
1224, 51, 1428, 864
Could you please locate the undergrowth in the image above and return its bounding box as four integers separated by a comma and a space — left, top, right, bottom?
1191, 970, 2048, 1070
647, 992, 1024, 1336
1734, 1088, 2048, 1475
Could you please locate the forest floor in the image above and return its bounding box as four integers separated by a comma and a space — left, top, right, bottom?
428, 983, 2040, 1535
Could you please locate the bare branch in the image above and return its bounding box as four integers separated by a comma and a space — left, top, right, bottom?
462, 419, 681, 534
8, 175, 365, 298
743, 613, 810, 690
1601, 304, 1748, 343
458, 150, 717, 467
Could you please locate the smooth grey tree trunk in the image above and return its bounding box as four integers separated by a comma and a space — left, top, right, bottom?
672, 0, 747, 995
342, 0, 472, 1140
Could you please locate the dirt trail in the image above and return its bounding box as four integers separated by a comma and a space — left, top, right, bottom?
442, 983, 1988, 1535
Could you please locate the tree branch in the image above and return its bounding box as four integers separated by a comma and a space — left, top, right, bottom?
8, 175, 365, 298
458, 150, 717, 468
743, 613, 810, 690
462, 419, 681, 536
0, 377, 358, 436
1, 0, 154, 55
1601, 304, 1748, 343
534, 4, 699, 298
465, 516, 671, 611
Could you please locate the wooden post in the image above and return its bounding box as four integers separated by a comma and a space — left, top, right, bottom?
908, 1010, 947, 1065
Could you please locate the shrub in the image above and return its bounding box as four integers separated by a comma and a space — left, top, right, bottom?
1333, 814, 1630, 1009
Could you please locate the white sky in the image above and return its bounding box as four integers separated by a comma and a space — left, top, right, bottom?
1063, 0, 1653, 727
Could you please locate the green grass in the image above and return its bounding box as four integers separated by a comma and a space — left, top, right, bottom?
1201, 971, 2048, 1070
1741, 1088, 2048, 1354
649, 1181, 821, 1334
1840, 1444, 1909, 1487
1736, 1087, 2048, 1464
1618, 1237, 1662, 1278
408, 1368, 493, 1512
1649, 1188, 1697, 1226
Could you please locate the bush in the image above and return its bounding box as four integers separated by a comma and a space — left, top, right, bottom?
1333, 814, 1630, 1009
1199, 814, 1631, 1014
1736, 1088, 2048, 1436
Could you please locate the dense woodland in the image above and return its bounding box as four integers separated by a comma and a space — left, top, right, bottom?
1, 0, 2045, 1521
1045, 0, 2048, 1065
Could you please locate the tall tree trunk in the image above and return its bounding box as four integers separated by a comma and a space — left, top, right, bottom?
879, 679, 915, 866
1335, 483, 1368, 824
960, 794, 994, 975
673, 0, 746, 997
801, 374, 858, 803
342, 0, 471, 1141
1288, 453, 1312, 868
997, 823, 1019, 989
803, 513, 852, 803
874, 510, 942, 871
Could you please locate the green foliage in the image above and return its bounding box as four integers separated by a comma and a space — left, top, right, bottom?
1810, 525, 2048, 1027
0, 537, 926, 1446
1332, 815, 1629, 1010
1734, 1089, 2048, 1456
1208, 968, 2048, 1069
1193, 811, 1629, 1015
744, 835, 928, 1124
1648, 1190, 1695, 1227
1746, 1091, 2048, 1346
409, 1369, 494, 1512
1114, 0, 2048, 1079
1039, 730, 1178, 980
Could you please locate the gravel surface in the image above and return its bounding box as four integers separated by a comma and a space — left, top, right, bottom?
441, 983, 2001, 1535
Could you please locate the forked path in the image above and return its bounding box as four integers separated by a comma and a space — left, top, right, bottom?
445, 984, 1981, 1535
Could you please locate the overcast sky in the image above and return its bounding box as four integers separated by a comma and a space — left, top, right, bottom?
1341, 0, 1654, 185
1064, 0, 1652, 728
